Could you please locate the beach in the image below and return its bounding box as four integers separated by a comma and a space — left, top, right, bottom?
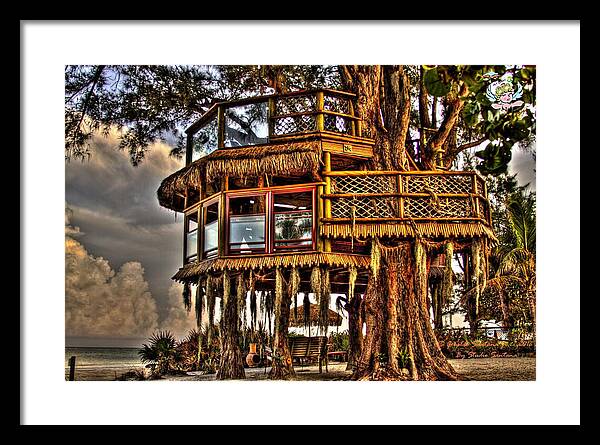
65, 347, 535, 381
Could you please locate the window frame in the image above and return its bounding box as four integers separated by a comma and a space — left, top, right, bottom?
270, 186, 316, 253
183, 205, 200, 264
200, 194, 221, 260
225, 190, 270, 256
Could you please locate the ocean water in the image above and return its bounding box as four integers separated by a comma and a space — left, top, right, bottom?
65, 347, 146, 381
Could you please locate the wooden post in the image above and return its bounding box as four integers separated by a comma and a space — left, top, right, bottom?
316, 91, 325, 132
199, 204, 205, 260
316, 184, 325, 251
397, 173, 404, 219
348, 99, 356, 136
323, 151, 332, 252
217, 105, 225, 148
268, 97, 276, 139
218, 193, 226, 257
68, 356, 76, 381
472, 173, 480, 219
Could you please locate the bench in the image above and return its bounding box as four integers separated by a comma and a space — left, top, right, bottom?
289, 336, 329, 373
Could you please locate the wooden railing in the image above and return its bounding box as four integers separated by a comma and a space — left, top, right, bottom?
321, 170, 492, 225
186, 89, 364, 164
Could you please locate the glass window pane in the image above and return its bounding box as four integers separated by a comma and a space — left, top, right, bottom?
229, 215, 265, 251
273, 191, 313, 249
274, 212, 312, 243
186, 230, 198, 258
224, 102, 268, 147
228, 194, 266, 253
202, 201, 219, 258
203, 220, 218, 254
191, 116, 218, 162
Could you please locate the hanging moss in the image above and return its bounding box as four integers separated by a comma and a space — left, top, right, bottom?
414, 239, 428, 303
303, 293, 311, 333
310, 265, 321, 302
275, 267, 284, 324
250, 291, 257, 331
319, 267, 331, 334
348, 265, 358, 301
195, 276, 204, 328
471, 238, 487, 319
290, 267, 300, 318
370, 238, 381, 281
206, 275, 216, 347
182, 282, 192, 312
265, 290, 274, 336
442, 241, 454, 307
236, 272, 247, 331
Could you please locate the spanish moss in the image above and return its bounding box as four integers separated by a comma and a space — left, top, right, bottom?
236, 272, 247, 330
290, 267, 300, 318
195, 276, 204, 328
182, 281, 191, 312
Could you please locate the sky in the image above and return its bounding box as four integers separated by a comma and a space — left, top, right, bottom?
65, 128, 196, 347
64, 124, 536, 348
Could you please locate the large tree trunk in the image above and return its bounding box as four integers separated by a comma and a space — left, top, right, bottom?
353, 240, 458, 381
269, 268, 295, 379
216, 272, 246, 379
341, 65, 460, 380
346, 292, 363, 371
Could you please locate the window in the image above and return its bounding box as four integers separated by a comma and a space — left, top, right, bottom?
202, 200, 219, 259
224, 186, 316, 256
184, 212, 199, 263
190, 116, 218, 162
224, 102, 269, 147
227, 194, 267, 254
273, 190, 314, 251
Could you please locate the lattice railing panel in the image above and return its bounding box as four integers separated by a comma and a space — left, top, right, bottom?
476, 177, 486, 195
404, 196, 471, 219
324, 114, 353, 134
331, 175, 396, 194
331, 197, 397, 219
275, 95, 316, 115
403, 175, 472, 195
273, 115, 317, 135
323, 95, 351, 115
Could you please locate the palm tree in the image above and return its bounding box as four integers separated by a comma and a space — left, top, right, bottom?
486, 191, 536, 329
138, 330, 179, 376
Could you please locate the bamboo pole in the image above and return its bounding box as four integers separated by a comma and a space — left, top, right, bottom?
323, 151, 332, 253
316, 91, 325, 132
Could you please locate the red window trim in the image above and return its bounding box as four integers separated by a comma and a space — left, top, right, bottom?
224, 185, 316, 256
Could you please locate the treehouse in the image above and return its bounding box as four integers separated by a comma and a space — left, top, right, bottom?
157, 88, 495, 299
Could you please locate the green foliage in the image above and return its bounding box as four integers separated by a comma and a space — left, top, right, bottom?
423, 67, 451, 97
138, 330, 178, 376
330, 330, 350, 352
397, 349, 411, 369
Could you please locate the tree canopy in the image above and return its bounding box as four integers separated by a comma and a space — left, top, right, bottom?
65, 64, 535, 174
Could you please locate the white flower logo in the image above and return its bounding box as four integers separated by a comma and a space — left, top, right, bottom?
484, 72, 524, 111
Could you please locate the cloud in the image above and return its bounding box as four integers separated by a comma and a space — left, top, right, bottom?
159, 282, 197, 339
65, 129, 186, 318
65, 233, 159, 338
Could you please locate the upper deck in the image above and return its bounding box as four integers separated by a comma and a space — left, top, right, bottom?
185, 88, 373, 165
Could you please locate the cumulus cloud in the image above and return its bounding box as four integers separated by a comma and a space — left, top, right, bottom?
159, 282, 197, 339
65, 233, 160, 338
66, 128, 185, 318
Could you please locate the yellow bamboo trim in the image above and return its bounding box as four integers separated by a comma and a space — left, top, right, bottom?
320, 222, 497, 241
172, 252, 371, 282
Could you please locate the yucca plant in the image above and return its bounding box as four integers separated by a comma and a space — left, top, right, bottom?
138, 330, 178, 377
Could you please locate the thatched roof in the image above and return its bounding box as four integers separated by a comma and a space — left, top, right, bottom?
289, 304, 342, 327
157, 141, 323, 211
172, 252, 370, 283
321, 221, 497, 243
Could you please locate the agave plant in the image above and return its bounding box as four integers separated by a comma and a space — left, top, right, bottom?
138, 330, 178, 376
